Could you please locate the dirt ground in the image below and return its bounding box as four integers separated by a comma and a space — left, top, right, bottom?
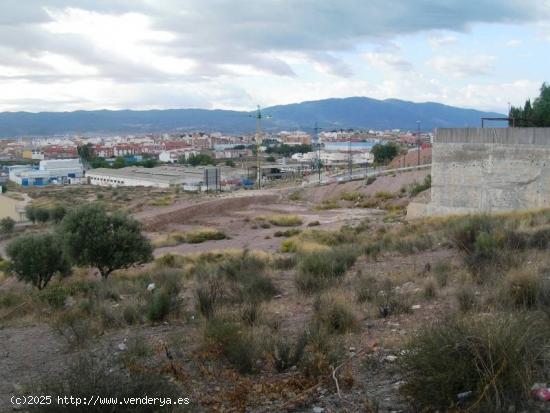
0, 170, 438, 413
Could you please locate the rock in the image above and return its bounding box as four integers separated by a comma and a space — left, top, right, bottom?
147, 283, 156, 292
313, 407, 324, 413
274, 294, 283, 299
411, 304, 422, 310
384, 355, 398, 362
117, 342, 127, 351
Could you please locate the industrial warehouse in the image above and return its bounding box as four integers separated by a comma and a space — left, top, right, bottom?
86, 165, 226, 191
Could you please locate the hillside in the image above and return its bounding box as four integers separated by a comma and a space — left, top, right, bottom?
0, 97, 504, 137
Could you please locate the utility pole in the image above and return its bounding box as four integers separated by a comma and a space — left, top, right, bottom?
416, 120, 421, 166
250, 105, 271, 189
348, 131, 352, 180
314, 122, 321, 184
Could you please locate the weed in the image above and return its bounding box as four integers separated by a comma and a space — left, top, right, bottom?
313, 292, 358, 334
265, 214, 303, 227
402, 313, 550, 412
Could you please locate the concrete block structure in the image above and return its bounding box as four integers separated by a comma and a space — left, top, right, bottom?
408, 128, 550, 217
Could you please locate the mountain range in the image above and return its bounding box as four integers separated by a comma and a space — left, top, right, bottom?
0, 97, 504, 137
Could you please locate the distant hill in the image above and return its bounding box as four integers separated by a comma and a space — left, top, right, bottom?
0, 97, 504, 137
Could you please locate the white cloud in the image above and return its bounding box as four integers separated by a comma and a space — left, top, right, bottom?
364, 51, 413, 71
428, 54, 496, 78
428, 34, 458, 49
506, 39, 522, 47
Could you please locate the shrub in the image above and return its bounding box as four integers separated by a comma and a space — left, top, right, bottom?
434, 259, 451, 287
0, 216, 15, 234
196, 276, 226, 319
299, 323, 344, 378
59, 203, 153, 279
265, 214, 303, 227
366, 176, 376, 185
204, 319, 258, 373
307, 220, 320, 227
295, 245, 359, 293
37, 286, 68, 309
402, 313, 550, 412
355, 275, 377, 303
218, 250, 276, 303
289, 191, 301, 201
147, 290, 172, 322
498, 268, 550, 310
6, 233, 71, 289
33, 354, 181, 412
273, 229, 301, 238
272, 333, 308, 372
313, 293, 358, 334
456, 284, 477, 313
409, 175, 431, 197
376, 279, 413, 317
423, 277, 437, 300
49, 205, 67, 223
185, 228, 226, 243
34, 207, 51, 223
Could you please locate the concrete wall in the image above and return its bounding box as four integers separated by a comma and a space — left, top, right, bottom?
425, 128, 550, 215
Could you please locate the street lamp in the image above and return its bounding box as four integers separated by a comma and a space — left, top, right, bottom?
416, 120, 421, 166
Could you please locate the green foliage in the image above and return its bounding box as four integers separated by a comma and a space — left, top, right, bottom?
371, 142, 400, 165
265, 155, 276, 162
25, 205, 36, 223
77, 143, 94, 164
272, 333, 308, 372
185, 228, 226, 244
409, 174, 431, 196
295, 245, 359, 293
402, 313, 550, 412
204, 319, 259, 373
313, 293, 358, 334
224, 159, 236, 167
0, 216, 15, 234
509, 82, 550, 127
6, 233, 71, 289
59, 203, 153, 279
266, 143, 312, 157
180, 153, 214, 166
112, 156, 127, 169
49, 205, 66, 223
147, 290, 172, 322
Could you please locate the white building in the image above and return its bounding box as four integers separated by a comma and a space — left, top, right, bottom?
87, 165, 222, 191
8, 159, 84, 186
159, 149, 198, 163
291, 150, 373, 166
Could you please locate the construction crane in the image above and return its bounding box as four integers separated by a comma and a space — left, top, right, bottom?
250, 105, 271, 189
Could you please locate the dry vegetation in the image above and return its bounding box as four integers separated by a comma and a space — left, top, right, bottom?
6, 180, 550, 411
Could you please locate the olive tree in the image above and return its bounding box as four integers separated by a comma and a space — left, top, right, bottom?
0, 217, 15, 234
6, 233, 71, 289
59, 203, 153, 279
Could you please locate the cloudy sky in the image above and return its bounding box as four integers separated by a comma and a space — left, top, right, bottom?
1, 0, 549, 113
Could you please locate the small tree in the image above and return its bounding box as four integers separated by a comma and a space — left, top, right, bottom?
0, 217, 15, 234
34, 207, 50, 224
59, 203, 153, 279
49, 205, 67, 223
225, 159, 236, 167
25, 205, 37, 223
6, 233, 71, 289
371, 142, 399, 165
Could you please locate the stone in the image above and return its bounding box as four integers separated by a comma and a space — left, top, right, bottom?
147, 283, 156, 292
384, 355, 398, 362
117, 342, 127, 351
411, 304, 421, 310
313, 407, 324, 413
